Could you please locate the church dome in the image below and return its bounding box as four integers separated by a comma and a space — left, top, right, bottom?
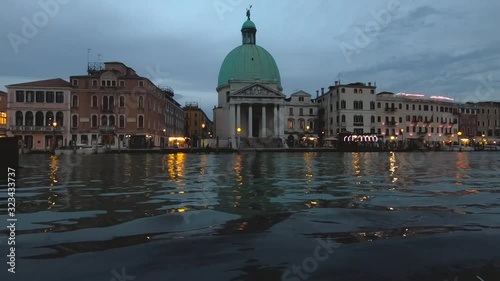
217, 10, 281, 88
217, 44, 281, 88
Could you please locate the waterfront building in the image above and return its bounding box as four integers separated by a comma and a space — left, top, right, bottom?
375, 92, 459, 145
283, 90, 318, 147
214, 9, 286, 148
0, 91, 7, 137
69, 62, 176, 149
5, 79, 71, 151
316, 81, 378, 137
457, 102, 478, 139
163, 86, 185, 146
183, 102, 214, 147
475, 101, 500, 138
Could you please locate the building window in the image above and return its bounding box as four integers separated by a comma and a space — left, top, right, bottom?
15, 111, 23, 126
371, 115, 375, 123
111, 80, 116, 87
16, 91, 24, 102
72, 95, 78, 107
26, 91, 34, 102
299, 108, 303, 116
91, 115, 98, 128
92, 95, 98, 107
138, 115, 144, 128
378, 116, 381, 122
109, 115, 115, 126
353, 115, 363, 125
138, 96, 144, 108
92, 80, 97, 87
341, 115, 346, 122
119, 115, 125, 128
288, 119, 294, 129
0, 112, 6, 125
371, 89, 375, 94
101, 115, 108, 126
120, 96, 125, 107
56, 92, 64, 103
299, 97, 304, 102
101, 80, 106, 87
341, 100, 346, 109
46, 91, 54, 103
341, 88, 345, 93
138, 81, 144, 87
299, 119, 305, 129
353, 101, 363, 110
289, 108, 293, 115
370, 101, 375, 110
119, 80, 125, 87
309, 108, 313, 115
72, 114, 78, 128
72, 79, 78, 86
36, 91, 44, 103
359, 89, 363, 94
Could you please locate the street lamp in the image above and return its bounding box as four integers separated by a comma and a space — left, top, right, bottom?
237, 127, 242, 149
400, 129, 404, 148
457, 131, 462, 151
201, 123, 206, 148
52, 121, 58, 151
306, 125, 310, 132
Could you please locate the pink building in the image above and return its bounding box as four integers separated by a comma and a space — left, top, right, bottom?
6, 79, 71, 151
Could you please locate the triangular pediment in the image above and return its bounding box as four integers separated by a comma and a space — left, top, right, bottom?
232, 84, 285, 98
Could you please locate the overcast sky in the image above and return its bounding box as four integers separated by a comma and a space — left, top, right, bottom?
1, 0, 500, 119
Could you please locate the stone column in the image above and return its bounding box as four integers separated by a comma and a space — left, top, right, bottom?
273, 105, 278, 137
248, 104, 253, 138
236, 104, 241, 132
261, 104, 266, 138
279, 104, 285, 139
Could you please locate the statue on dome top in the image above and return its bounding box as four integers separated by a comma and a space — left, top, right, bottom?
246, 5, 252, 20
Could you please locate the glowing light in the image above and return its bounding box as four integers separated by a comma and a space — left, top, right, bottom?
343, 135, 379, 142
396, 92, 425, 97
430, 95, 454, 101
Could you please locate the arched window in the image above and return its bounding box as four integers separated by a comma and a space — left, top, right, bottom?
15, 111, 23, 126
138, 115, 144, 128
35, 112, 44, 126
119, 96, 125, 107
103, 96, 108, 111
119, 115, 125, 128
341, 100, 346, 109
371, 115, 375, 123
138, 96, 144, 108
354, 115, 364, 124
25, 111, 34, 126
46, 111, 54, 126
370, 101, 375, 110
92, 95, 98, 107
91, 115, 98, 128
299, 119, 305, 129
308, 119, 314, 129
72, 115, 78, 128
56, 111, 64, 126
109, 115, 115, 126
288, 119, 294, 129
72, 95, 78, 107
109, 96, 114, 111
101, 115, 108, 126
341, 115, 346, 122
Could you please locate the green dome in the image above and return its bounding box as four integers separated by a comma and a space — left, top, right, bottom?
218, 44, 281, 88
242, 20, 256, 30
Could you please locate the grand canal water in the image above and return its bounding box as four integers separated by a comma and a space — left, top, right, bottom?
1, 151, 500, 281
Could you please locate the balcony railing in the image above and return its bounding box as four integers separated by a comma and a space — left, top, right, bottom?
384, 107, 397, 112
99, 125, 116, 133
9, 125, 63, 132
385, 121, 396, 127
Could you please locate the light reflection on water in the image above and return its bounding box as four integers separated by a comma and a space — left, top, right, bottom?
2, 152, 500, 278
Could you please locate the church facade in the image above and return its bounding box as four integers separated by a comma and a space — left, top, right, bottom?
214, 10, 286, 148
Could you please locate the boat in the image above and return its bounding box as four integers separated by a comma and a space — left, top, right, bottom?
54, 144, 106, 155
441, 145, 474, 151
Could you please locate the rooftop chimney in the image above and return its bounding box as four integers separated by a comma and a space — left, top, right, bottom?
316, 90, 319, 98
321, 88, 324, 95
368, 82, 371, 86
335, 81, 338, 86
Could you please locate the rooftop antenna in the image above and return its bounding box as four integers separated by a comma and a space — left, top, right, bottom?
87, 48, 91, 64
